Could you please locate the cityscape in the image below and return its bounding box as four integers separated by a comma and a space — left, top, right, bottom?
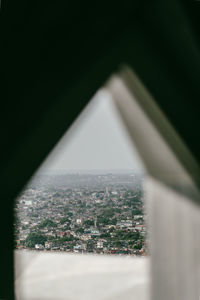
14, 171, 147, 256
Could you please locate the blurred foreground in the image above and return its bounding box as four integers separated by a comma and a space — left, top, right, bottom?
15, 250, 150, 300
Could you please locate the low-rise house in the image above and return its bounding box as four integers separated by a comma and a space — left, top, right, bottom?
35, 244, 44, 250
80, 234, 91, 241
97, 240, 104, 249
45, 242, 52, 249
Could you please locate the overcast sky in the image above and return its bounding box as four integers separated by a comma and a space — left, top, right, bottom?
38, 89, 144, 174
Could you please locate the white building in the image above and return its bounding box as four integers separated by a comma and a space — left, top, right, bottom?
97, 240, 104, 249
35, 244, 44, 250
45, 242, 52, 249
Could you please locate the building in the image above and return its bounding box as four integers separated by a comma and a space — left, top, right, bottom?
35, 244, 44, 250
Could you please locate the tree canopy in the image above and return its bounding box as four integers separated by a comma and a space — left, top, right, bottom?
24, 232, 47, 248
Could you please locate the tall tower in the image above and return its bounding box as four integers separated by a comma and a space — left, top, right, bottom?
105, 186, 109, 196
94, 216, 97, 228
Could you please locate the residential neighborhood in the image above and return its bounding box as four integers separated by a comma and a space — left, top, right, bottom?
14, 172, 147, 256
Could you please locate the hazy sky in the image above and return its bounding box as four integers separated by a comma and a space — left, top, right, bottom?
38, 89, 144, 173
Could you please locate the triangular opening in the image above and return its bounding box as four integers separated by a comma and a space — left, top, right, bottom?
14, 88, 146, 255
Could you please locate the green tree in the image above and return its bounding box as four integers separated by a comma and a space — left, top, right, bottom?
25, 232, 47, 248
133, 243, 142, 250
83, 219, 94, 226
38, 219, 57, 228
100, 232, 110, 238
75, 228, 84, 234
60, 217, 70, 225
104, 208, 114, 218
